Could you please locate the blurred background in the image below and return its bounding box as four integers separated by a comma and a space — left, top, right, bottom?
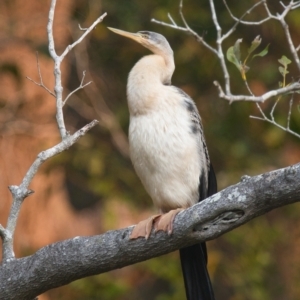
0, 0, 300, 299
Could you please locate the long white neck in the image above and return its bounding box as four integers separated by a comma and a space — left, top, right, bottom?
127, 54, 175, 116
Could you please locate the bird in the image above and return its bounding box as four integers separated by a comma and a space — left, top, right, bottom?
108, 27, 217, 300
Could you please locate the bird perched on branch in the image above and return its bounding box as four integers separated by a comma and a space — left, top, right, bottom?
108, 27, 217, 300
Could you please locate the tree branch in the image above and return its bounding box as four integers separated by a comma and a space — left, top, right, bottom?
63, 71, 92, 106
1, 163, 300, 299
0, 0, 107, 261
26, 52, 56, 98
1, 120, 99, 261
47, 0, 106, 139
214, 81, 300, 103
153, 0, 300, 121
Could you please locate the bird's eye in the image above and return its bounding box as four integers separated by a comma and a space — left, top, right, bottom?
138, 31, 150, 39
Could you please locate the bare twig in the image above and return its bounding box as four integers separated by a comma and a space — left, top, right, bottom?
223, 0, 273, 26
63, 71, 92, 106
256, 103, 268, 120
214, 81, 300, 103
60, 12, 107, 60
221, 0, 268, 41
270, 98, 281, 122
2, 120, 99, 261
250, 114, 300, 138
278, 17, 300, 72
78, 24, 88, 31
151, 14, 217, 55
47, 0, 67, 139
47, 0, 106, 139
244, 80, 254, 96
167, 13, 177, 26
287, 93, 294, 130
26, 52, 56, 97
250, 91, 300, 139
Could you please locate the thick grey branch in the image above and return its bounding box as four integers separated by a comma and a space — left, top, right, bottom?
1, 163, 300, 300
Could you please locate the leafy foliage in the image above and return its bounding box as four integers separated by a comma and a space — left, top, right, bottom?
278, 55, 292, 88
226, 36, 269, 81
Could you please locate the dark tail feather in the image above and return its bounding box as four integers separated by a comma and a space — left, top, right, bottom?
180, 243, 214, 300
180, 164, 217, 300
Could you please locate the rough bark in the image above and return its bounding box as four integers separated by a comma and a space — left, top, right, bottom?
0, 163, 299, 300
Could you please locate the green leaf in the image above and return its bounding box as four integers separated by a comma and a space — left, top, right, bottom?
233, 38, 242, 62
252, 44, 270, 59
278, 55, 292, 67
279, 66, 289, 76
226, 46, 241, 70
248, 35, 261, 55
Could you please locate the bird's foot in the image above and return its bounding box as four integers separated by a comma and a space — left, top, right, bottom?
154, 208, 183, 235
130, 214, 161, 239
130, 208, 183, 240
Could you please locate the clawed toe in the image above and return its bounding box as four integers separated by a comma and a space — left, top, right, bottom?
130, 208, 183, 239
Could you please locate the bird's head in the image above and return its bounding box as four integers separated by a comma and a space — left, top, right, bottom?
108, 27, 173, 57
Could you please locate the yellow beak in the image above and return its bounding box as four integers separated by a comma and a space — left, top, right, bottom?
107, 27, 142, 43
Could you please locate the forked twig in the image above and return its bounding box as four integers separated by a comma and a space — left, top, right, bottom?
63, 71, 92, 106
26, 52, 56, 97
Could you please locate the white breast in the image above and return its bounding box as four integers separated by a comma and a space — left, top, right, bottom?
128, 85, 204, 212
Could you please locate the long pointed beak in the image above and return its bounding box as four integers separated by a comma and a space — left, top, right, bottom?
108, 27, 142, 43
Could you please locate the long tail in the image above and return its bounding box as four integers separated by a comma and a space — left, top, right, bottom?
179, 164, 217, 300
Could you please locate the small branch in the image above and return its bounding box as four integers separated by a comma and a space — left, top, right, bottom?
47, 0, 67, 139
179, 0, 190, 31
221, 0, 268, 41
1, 120, 99, 261
78, 24, 88, 31
20, 120, 98, 190
151, 12, 218, 55
208, 0, 231, 94
257, 103, 268, 120
152, 0, 300, 137
214, 81, 300, 103
270, 98, 281, 122
47, 0, 106, 140
47, 0, 58, 60
278, 17, 300, 72
287, 93, 294, 130
26, 52, 56, 97
223, 0, 273, 26
60, 12, 107, 60
167, 13, 177, 26
63, 71, 92, 106
250, 114, 300, 139
292, 2, 300, 10
250, 91, 300, 139
244, 80, 254, 96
